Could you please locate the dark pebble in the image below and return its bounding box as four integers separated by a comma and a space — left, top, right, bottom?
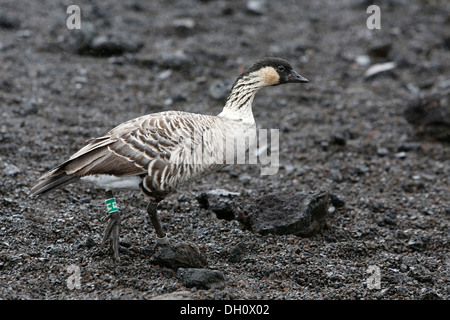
331, 133, 347, 146
178, 268, 225, 289
150, 242, 207, 270
0, 13, 20, 30
196, 189, 240, 221
330, 193, 345, 208
367, 43, 392, 59
228, 242, 245, 263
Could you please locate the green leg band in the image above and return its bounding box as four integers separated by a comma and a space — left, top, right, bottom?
105, 198, 118, 213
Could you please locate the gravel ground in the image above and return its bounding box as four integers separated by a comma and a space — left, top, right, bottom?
0, 0, 449, 300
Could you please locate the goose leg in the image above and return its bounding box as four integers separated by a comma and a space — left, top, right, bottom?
147, 201, 169, 245
103, 190, 120, 260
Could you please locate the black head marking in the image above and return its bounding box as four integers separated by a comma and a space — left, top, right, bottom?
236, 57, 308, 86
244, 57, 292, 77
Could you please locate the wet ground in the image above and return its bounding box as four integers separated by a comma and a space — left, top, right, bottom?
0, 0, 449, 299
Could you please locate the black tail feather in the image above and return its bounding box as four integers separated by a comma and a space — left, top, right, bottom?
29, 173, 80, 197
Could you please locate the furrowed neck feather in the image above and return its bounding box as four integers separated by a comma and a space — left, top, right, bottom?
219, 73, 263, 121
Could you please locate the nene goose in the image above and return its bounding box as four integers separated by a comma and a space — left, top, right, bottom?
29, 57, 308, 260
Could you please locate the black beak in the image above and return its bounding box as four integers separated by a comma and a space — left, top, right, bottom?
288, 70, 309, 83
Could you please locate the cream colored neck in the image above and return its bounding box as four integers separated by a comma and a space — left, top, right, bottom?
218, 72, 265, 123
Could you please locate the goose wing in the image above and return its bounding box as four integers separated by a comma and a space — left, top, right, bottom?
30, 111, 209, 196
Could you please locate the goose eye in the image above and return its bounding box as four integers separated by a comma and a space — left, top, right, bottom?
277, 65, 285, 72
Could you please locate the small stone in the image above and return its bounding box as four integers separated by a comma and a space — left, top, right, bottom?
3, 163, 21, 176
419, 290, 442, 300
401, 256, 418, 268
77, 33, 143, 57
157, 69, 172, 81
72, 76, 87, 84
406, 235, 428, 251
330, 193, 345, 208
320, 140, 329, 150
150, 242, 207, 270
355, 55, 371, 66
331, 133, 346, 146
403, 95, 450, 143
408, 265, 433, 283
377, 211, 397, 226
367, 43, 392, 59
238, 173, 252, 185
45, 245, 63, 255
397, 142, 421, 152
328, 169, 343, 182
228, 242, 245, 263
364, 62, 396, 79
402, 181, 425, 193
246, 0, 268, 16
81, 237, 96, 249
394, 151, 407, 159
15, 29, 31, 38
0, 14, 20, 30
172, 18, 196, 37
178, 268, 225, 289
354, 164, 370, 175
196, 189, 240, 221
158, 50, 194, 70
377, 147, 389, 157
18, 100, 38, 116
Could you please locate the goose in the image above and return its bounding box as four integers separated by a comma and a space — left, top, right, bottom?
29, 57, 308, 260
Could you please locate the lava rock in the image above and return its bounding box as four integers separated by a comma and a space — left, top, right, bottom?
377, 147, 389, 157
0, 14, 20, 30
404, 95, 450, 143
18, 100, 38, 116
376, 211, 397, 227
150, 242, 207, 270
367, 43, 392, 59
408, 265, 433, 283
406, 235, 428, 251
177, 268, 225, 289
156, 50, 195, 71
75, 29, 143, 57
330, 133, 347, 146
228, 242, 246, 263
330, 193, 345, 208
401, 181, 425, 193
246, 0, 268, 16
80, 237, 96, 249
394, 151, 407, 159
3, 163, 21, 176
234, 189, 329, 237
397, 142, 421, 152
172, 18, 196, 37
196, 189, 240, 221
419, 290, 442, 300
